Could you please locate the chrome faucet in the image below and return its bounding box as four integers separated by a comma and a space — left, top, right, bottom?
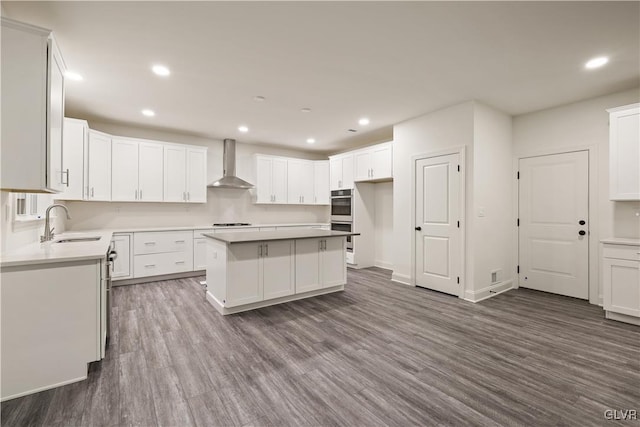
41, 204, 72, 242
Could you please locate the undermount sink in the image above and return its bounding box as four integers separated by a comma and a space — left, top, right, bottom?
54, 237, 101, 243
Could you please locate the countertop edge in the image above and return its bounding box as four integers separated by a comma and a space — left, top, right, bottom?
203, 230, 359, 244
600, 238, 640, 246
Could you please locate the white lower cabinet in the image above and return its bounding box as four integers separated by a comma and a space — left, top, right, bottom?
111, 233, 132, 280
225, 241, 294, 307
602, 241, 640, 324
194, 238, 207, 270
132, 231, 193, 278
1, 259, 102, 400
295, 237, 346, 293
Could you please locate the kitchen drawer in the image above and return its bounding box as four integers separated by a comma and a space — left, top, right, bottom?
603, 244, 640, 261
134, 231, 193, 255
194, 229, 214, 238
133, 251, 194, 278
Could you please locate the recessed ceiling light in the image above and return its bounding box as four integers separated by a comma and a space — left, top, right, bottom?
152, 64, 171, 76
306, 138, 315, 144
585, 56, 609, 69
141, 109, 155, 117
253, 96, 266, 102
238, 125, 249, 133
358, 117, 370, 126
301, 108, 312, 113
65, 71, 83, 81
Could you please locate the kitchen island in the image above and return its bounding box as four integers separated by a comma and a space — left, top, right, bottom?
203, 229, 359, 314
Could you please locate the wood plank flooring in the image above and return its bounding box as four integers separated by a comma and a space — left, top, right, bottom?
2, 267, 639, 426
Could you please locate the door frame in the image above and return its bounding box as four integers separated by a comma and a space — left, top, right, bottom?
411, 146, 467, 298
514, 144, 600, 305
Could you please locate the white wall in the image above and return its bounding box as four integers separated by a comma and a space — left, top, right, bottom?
62, 120, 330, 231
374, 182, 393, 269
392, 101, 475, 285
513, 88, 640, 304
513, 88, 640, 240
471, 103, 514, 297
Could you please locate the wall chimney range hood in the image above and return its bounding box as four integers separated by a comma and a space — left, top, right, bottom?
208, 139, 254, 189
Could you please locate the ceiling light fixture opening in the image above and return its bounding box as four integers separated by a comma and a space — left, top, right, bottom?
585, 56, 609, 69
65, 71, 83, 81
306, 138, 316, 144
141, 109, 155, 117
358, 117, 370, 126
238, 125, 249, 133
152, 64, 171, 76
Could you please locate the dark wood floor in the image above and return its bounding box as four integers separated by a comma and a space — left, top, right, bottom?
2, 267, 639, 426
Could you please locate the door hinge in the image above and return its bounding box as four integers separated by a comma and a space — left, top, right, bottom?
517, 171, 520, 179
457, 276, 460, 284
457, 220, 460, 228
517, 265, 520, 274
457, 165, 460, 172
517, 218, 520, 227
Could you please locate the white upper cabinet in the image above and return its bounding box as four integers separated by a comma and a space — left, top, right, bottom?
255, 155, 288, 204
164, 146, 187, 202
112, 138, 164, 202
163, 145, 207, 203
287, 159, 314, 204
186, 148, 207, 203
58, 118, 88, 200
111, 138, 139, 201
313, 161, 330, 205
608, 104, 640, 201
87, 130, 112, 201
1, 18, 66, 193
329, 153, 354, 190
353, 142, 393, 182
138, 142, 164, 202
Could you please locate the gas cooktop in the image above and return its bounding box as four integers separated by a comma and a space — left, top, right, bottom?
213, 223, 252, 227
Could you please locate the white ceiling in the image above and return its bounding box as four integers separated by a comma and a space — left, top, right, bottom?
3, 1, 639, 153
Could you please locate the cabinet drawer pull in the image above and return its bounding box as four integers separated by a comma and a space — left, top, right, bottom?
144, 242, 156, 245
144, 264, 156, 268
175, 261, 185, 264
175, 240, 186, 243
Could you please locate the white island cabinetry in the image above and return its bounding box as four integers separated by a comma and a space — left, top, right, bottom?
205, 229, 355, 315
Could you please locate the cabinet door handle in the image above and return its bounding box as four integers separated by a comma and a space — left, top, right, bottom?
175, 240, 185, 243
175, 261, 185, 264
302, 196, 304, 203
258, 245, 263, 257
139, 190, 142, 200
371, 168, 374, 178
144, 264, 156, 268
187, 192, 190, 201
135, 189, 138, 200
62, 169, 69, 186
91, 187, 94, 198
144, 241, 156, 245
265, 244, 268, 256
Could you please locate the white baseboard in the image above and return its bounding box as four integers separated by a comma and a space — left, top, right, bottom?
463, 280, 514, 303
391, 272, 412, 286
374, 260, 393, 270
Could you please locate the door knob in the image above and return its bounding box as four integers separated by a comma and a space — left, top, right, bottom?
579, 220, 586, 225
415, 226, 422, 231
578, 230, 586, 236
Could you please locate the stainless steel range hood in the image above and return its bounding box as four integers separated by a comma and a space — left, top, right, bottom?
208, 139, 254, 189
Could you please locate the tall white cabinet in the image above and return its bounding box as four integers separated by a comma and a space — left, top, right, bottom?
1, 18, 66, 193
608, 104, 640, 201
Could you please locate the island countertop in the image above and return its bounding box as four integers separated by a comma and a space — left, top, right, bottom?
203, 229, 359, 244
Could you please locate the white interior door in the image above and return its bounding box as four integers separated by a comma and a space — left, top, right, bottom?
519, 151, 589, 299
415, 153, 461, 296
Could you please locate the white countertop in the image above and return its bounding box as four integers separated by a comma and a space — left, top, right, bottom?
203, 229, 358, 244
601, 238, 640, 246
84, 223, 330, 233
1, 231, 113, 268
